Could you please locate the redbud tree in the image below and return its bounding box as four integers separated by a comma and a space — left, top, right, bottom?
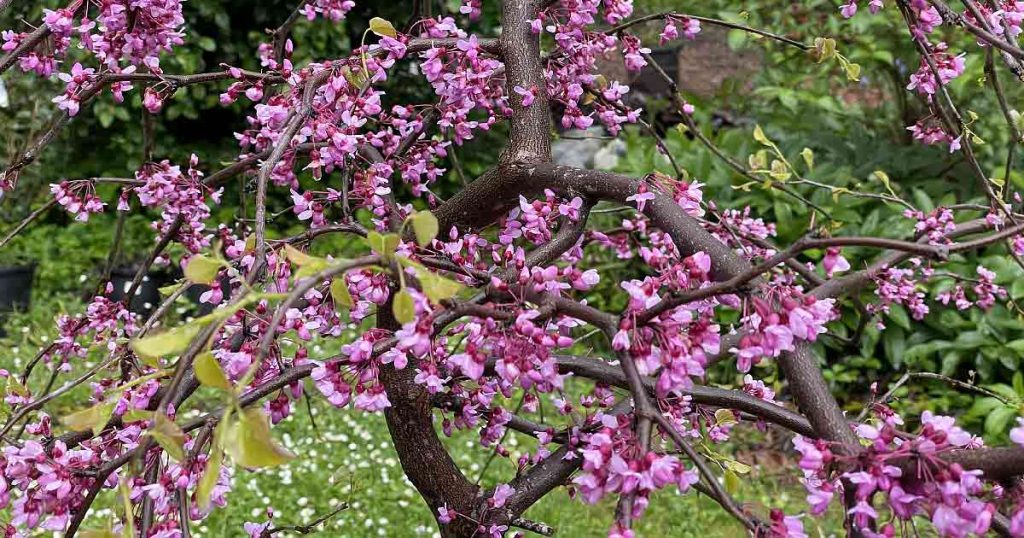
2, 0, 1024, 536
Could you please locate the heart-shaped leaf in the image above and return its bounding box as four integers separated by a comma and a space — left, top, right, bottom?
195, 351, 231, 390
409, 211, 439, 247
63, 401, 115, 436
331, 277, 353, 310
369, 17, 397, 38
224, 408, 295, 468
185, 254, 222, 284
149, 413, 187, 461
131, 323, 203, 365
392, 289, 416, 325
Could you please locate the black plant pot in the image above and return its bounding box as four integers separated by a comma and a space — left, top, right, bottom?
0, 265, 35, 338
0, 265, 35, 313
631, 47, 679, 96
108, 267, 168, 316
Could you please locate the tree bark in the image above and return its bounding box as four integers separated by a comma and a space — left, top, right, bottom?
378, 302, 482, 537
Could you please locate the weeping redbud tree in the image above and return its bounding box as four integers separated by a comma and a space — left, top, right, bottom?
3, 0, 1024, 536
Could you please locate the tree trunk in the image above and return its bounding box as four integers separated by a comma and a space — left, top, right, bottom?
377, 306, 482, 537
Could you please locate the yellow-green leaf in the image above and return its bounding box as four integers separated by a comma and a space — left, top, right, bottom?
812, 37, 837, 63
392, 289, 416, 325
714, 408, 737, 427
199, 409, 230, 510
197, 444, 222, 511
295, 261, 330, 280
367, 231, 400, 262
119, 478, 135, 538
149, 413, 187, 461
800, 147, 814, 171
330, 277, 354, 310
1011, 110, 1024, 135
399, 258, 467, 304
724, 459, 752, 474
285, 245, 330, 279
122, 408, 154, 423
418, 271, 464, 304
158, 282, 182, 297
724, 469, 742, 495
341, 66, 368, 88
63, 401, 115, 436
131, 322, 202, 365
844, 61, 861, 82
769, 159, 791, 182
224, 408, 295, 468
284, 244, 317, 266
195, 351, 231, 390
185, 255, 222, 285
748, 149, 767, 170
5, 376, 28, 398
752, 124, 770, 146
369, 17, 397, 38
409, 211, 439, 247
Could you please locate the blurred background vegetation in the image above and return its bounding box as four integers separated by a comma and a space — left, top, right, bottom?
1, 0, 1023, 535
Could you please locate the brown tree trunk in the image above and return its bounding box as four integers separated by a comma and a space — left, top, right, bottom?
378, 306, 482, 537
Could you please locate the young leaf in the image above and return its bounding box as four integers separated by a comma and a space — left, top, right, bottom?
5, 376, 28, 398
748, 149, 768, 170
812, 37, 836, 63
122, 408, 154, 423
409, 211, 439, 247
769, 159, 790, 182
752, 124, 770, 146
195, 351, 231, 390
119, 478, 136, 538
392, 289, 416, 325
844, 61, 861, 82
367, 231, 400, 261
131, 322, 203, 364
197, 444, 222, 511
199, 408, 231, 510
284, 244, 317, 266
800, 147, 814, 171
158, 282, 182, 297
185, 254, 222, 285
285, 245, 330, 279
714, 408, 738, 427
403, 260, 467, 303
724, 459, 752, 474
330, 277, 354, 310
224, 408, 295, 468
341, 66, 368, 88
724, 469, 741, 495
149, 413, 187, 461
418, 272, 464, 303
369, 17, 397, 38
63, 401, 115, 436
